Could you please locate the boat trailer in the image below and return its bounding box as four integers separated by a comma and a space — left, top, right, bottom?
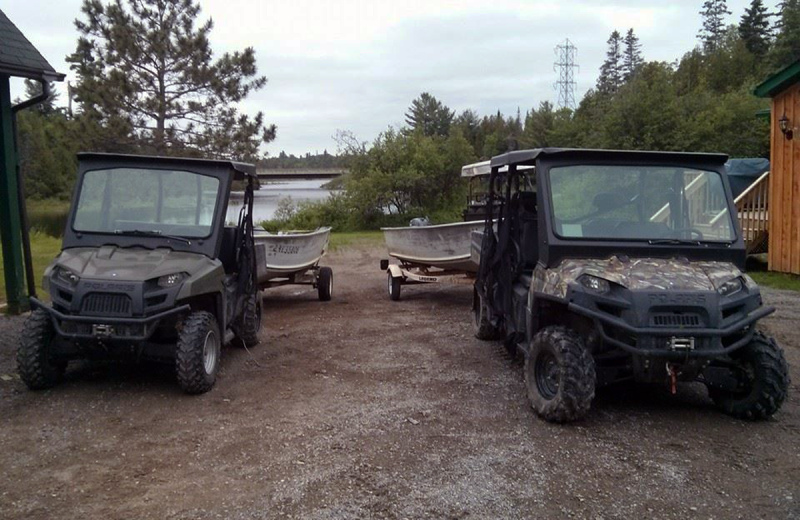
380, 259, 475, 301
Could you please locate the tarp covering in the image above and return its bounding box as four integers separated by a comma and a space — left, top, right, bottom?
724, 158, 769, 199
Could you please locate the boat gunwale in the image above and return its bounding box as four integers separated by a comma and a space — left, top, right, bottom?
380, 220, 484, 232
254, 226, 332, 239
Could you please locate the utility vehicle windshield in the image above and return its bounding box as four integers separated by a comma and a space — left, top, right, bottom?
548, 165, 735, 242
73, 168, 220, 238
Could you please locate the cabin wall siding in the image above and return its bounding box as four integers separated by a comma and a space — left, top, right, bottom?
768, 85, 800, 274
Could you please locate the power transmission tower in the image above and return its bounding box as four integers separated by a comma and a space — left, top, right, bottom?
554, 39, 578, 110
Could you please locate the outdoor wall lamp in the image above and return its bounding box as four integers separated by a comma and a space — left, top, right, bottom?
779, 112, 794, 139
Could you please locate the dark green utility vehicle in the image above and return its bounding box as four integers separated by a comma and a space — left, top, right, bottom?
474, 148, 790, 422
19, 153, 264, 394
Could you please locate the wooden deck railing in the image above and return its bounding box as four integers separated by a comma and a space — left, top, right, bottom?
734, 171, 770, 254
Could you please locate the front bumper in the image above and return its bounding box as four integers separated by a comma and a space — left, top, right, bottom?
559, 281, 772, 359
31, 297, 190, 342
568, 302, 773, 358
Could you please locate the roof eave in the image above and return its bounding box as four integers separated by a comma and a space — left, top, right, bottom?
0, 65, 65, 82
754, 60, 800, 98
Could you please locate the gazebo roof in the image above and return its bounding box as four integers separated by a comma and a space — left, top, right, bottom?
754, 59, 800, 98
0, 9, 65, 81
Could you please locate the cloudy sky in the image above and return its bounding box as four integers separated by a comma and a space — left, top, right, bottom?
5, 0, 779, 156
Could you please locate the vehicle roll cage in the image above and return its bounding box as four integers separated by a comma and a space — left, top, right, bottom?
477, 148, 746, 298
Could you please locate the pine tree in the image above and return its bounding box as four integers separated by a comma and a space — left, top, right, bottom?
67, 0, 275, 161
622, 29, 644, 81
698, 0, 732, 53
22, 79, 59, 115
597, 31, 623, 95
739, 0, 773, 57
404, 92, 454, 137
771, 0, 800, 69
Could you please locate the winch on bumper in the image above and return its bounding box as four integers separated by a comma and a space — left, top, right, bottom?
562, 279, 774, 359
34, 274, 188, 342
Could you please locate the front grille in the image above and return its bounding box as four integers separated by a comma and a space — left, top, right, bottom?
651, 313, 701, 327
81, 293, 132, 317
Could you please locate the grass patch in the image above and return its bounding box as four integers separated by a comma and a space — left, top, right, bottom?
328, 231, 383, 252
27, 198, 70, 237
0, 232, 62, 305
749, 271, 800, 292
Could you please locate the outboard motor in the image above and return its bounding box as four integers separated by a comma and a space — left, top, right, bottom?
409, 217, 431, 227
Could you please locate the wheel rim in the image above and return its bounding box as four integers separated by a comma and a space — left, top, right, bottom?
388, 274, 393, 296
202, 330, 219, 375
535, 351, 560, 399
328, 276, 333, 296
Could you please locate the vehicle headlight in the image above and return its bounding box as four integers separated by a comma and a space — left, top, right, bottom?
157, 272, 188, 288
54, 266, 80, 286
579, 274, 611, 294
718, 277, 743, 297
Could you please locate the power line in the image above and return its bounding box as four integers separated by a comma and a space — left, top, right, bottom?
554, 39, 579, 110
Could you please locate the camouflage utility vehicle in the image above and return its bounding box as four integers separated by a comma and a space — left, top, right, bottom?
474, 148, 789, 422
19, 153, 263, 394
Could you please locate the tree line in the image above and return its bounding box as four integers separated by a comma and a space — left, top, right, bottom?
270, 0, 800, 231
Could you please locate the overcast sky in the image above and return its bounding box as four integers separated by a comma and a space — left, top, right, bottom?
5, 0, 780, 156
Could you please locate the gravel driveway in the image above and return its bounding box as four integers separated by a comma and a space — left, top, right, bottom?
1, 244, 798, 519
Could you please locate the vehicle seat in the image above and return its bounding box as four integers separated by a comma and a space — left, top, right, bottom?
219, 226, 239, 273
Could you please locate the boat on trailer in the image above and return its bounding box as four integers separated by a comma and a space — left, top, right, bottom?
379, 160, 495, 300
254, 227, 333, 301
381, 221, 486, 272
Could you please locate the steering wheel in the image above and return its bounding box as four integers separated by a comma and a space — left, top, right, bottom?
674, 228, 704, 240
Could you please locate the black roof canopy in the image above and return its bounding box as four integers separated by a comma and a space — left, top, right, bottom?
77, 152, 257, 180
0, 9, 65, 81
490, 148, 729, 168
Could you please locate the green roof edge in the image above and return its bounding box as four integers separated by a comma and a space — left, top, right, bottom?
754, 60, 800, 98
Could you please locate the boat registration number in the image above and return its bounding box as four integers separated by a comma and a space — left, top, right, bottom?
268, 244, 300, 255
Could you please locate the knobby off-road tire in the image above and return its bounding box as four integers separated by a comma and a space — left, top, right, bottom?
318, 267, 333, 301
525, 326, 595, 423
388, 272, 402, 301
708, 331, 790, 420
176, 311, 221, 394
17, 309, 66, 390
474, 289, 501, 340
235, 291, 262, 347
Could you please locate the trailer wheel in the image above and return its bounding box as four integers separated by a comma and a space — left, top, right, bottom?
474, 289, 501, 340
176, 311, 221, 394
318, 267, 333, 301
525, 326, 595, 423
707, 331, 789, 420
388, 272, 402, 301
17, 309, 65, 390
235, 291, 262, 347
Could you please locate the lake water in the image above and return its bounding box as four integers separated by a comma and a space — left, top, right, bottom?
227, 179, 334, 224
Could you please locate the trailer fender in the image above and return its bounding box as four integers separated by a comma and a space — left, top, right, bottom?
386, 264, 404, 279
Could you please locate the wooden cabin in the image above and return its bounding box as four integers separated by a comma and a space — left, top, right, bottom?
754, 60, 800, 275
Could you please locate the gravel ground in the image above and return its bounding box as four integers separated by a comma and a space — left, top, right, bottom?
1, 244, 799, 519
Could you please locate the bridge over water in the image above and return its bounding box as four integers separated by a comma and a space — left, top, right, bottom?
257, 168, 347, 180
